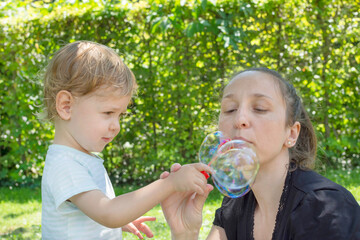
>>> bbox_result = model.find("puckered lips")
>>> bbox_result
[233,136,253,145]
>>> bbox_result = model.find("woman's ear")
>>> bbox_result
[56,90,73,120]
[286,121,301,148]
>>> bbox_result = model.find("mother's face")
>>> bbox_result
[218,71,290,166]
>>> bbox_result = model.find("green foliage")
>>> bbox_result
[0,0,359,186]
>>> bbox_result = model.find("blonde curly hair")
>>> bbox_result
[43,40,137,121]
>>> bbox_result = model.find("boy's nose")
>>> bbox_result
[110,119,120,133]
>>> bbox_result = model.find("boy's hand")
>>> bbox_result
[160,163,213,239]
[159,163,181,179]
[167,163,212,195]
[122,216,156,239]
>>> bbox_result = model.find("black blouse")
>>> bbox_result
[213,168,360,240]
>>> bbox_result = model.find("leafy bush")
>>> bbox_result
[0,0,359,186]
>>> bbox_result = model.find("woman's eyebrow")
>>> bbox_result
[223,93,273,100]
[223,93,235,99]
[252,93,273,100]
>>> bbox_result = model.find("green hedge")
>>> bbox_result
[0,0,359,187]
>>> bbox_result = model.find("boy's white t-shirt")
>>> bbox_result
[41,144,122,239]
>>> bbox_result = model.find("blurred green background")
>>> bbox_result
[0,0,359,238]
[1,0,359,188]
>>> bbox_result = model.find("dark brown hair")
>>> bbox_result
[231,67,317,170]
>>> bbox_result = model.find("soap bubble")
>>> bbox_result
[199,131,259,198]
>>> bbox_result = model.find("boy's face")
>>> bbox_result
[66,88,131,154]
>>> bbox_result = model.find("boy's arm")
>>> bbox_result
[69,163,211,228]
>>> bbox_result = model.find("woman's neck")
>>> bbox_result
[251,152,289,240]
[251,152,289,219]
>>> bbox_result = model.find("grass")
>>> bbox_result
[0,168,359,239]
[119,186,223,240]
[0,187,42,239]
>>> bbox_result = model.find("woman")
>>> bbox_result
[160,67,360,240]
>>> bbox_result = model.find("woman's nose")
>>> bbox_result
[234,109,250,129]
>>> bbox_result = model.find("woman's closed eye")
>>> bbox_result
[253,107,268,113]
[224,108,237,113]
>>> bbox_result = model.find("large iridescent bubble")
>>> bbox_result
[199,131,259,198]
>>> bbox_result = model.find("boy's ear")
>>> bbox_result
[56,90,73,120]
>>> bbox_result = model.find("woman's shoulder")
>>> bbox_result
[213,192,256,237]
[287,169,360,239]
[293,169,352,194]
[215,191,256,221]
[290,168,359,207]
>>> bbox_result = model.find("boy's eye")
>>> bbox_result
[119,112,128,118]
[104,111,114,115]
